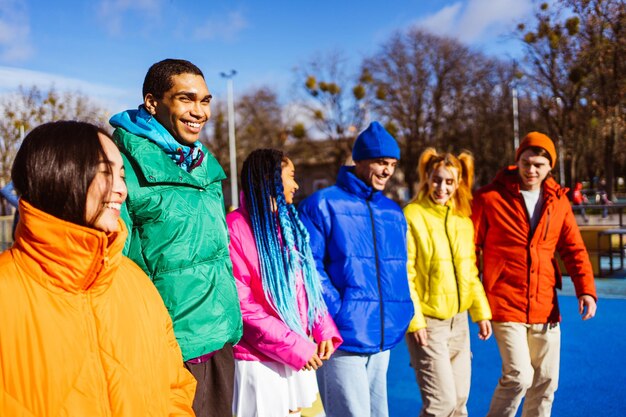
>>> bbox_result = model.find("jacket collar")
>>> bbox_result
[494,166,566,200]
[336,166,383,201]
[109,107,203,172]
[113,126,226,188]
[13,200,127,294]
[415,193,452,215]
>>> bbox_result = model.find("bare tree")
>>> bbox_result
[572,0,625,195]
[293,51,368,175]
[202,86,289,207]
[518,0,625,193]
[360,30,431,193]
[0,86,109,188]
[361,29,517,193]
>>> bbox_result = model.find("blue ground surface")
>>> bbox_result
[387,292,626,416]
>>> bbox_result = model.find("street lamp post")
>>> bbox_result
[220,70,238,209]
[554,97,565,187]
[512,86,520,151]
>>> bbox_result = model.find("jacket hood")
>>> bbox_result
[109,107,202,172]
[336,165,384,201]
[494,166,568,199]
[13,199,127,294]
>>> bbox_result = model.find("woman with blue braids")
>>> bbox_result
[227,148,343,417]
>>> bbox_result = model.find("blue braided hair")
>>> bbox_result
[241,148,328,336]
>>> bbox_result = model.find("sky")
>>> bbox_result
[0,0,537,114]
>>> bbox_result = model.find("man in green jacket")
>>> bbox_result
[109,59,242,417]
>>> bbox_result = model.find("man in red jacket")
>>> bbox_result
[472,132,597,417]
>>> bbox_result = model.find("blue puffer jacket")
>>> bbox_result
[298,166,413,353]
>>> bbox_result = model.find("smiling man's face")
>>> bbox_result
[144,73,212,146]
[517,149,551,191]
[354,158,397,191]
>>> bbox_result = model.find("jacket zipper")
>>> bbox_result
[443,207,461,313]
[83,292,111,416]
[520,190,550,322]
[366,198,385,351]
[517,192,533,323]
[83,244,111,415]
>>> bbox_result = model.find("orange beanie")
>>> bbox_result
[515,131,557,168]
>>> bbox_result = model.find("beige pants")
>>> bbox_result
[406,312,471,417]
[487,322,561,417]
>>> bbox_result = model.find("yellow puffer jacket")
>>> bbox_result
[404,197,491,332]
[0,200,196,417]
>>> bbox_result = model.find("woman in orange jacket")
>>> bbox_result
[0,121,196,417]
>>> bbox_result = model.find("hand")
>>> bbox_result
[411,328,429,347]
[579,295,597,320]
[317,340,335,360]
[302,353,323,371]
[477,320,492,340]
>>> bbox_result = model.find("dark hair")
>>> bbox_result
[241,148,285,209]
[240,148,327,335]
[11,120,112,227]
[142,59,204,99]
[524,146,553,167]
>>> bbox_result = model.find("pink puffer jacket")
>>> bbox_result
[226,207,342,371]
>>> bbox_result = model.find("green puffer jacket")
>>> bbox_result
[113,128,242,361]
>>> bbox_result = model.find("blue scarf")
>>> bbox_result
[109,106,204,172]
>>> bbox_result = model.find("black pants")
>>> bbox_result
[185,344,235,417]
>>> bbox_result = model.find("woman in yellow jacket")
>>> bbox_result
[404,148,492,417]
[0,121,196,417]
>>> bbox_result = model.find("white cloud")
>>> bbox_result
[416,2,464,38]
[458,0,534,42]
[97,0,162,36]
[0,66,135,113]
[194,11,248,42]
[414,0,533,44]
[0,0,34,62]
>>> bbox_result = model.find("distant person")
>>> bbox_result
[227,148,342,417]
[472,132,597,417]
[572,182,589,222]
[597,178,611,219]
[298,122,414,417]
[0,181,19,240]
[0,181,18,209]
[109,59,243,417]
[404,148,492,417]
[0,121,195,416]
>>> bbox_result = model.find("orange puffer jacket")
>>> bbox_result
[472,167,597,324]
[0,200,196,417]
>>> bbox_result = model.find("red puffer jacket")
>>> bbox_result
[472,167,597,324]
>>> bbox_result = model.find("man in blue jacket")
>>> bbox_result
[298,121,413,417]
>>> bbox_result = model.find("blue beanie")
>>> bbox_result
[352,121,400,161]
